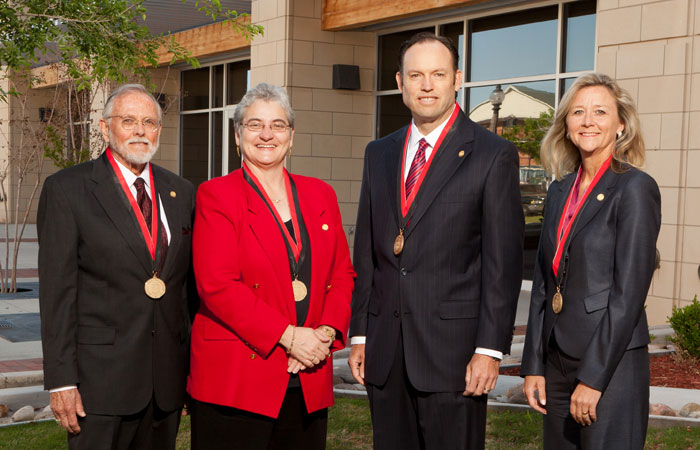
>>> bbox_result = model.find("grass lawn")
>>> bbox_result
[1,398,699,449]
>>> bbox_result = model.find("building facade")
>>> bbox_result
[5,0,699,324]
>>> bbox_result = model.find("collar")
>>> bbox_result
[113,156,151,192]
[408,104,457,149]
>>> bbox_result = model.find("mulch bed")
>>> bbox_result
[500,353,700,389]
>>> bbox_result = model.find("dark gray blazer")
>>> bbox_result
[521,164,661,392]
[38,152,195,415]
[350,110,524,391]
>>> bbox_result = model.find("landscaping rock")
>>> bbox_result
[689,411,700,419]
[0,417,11,425]
[0,404,8,418]
[649,403,676,416]
[334,383,362,390]
[505,383,527,405]
[333,376,343,386]
[35,405,55,420]
[679,402,700,418]
[11,405,35,422]
[333,365,355,384]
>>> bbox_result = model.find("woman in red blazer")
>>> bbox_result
[188,83,355,449]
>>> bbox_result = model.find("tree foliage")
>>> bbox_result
[0,0,262,292]
[500,109,554,164]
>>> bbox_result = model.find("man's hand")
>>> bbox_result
[50,389,86,434]
[523,375,547,414]
[570,382,601,426]
[347,344,366,385]
[464,353,499,396]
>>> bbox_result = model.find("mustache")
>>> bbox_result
[126,138,152,146]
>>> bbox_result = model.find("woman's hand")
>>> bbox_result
[279,325,331,367]
[570,382,601,426]
[523,375,547,414]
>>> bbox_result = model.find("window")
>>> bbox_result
[180,60,250,187]
[375,0,596,138]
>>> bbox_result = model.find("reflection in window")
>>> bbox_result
[227,61,250,105]
[181,113,209,188]
[378,27,433,91]
[469,6,557,82]
[468,81,555,127]
[377,94,411,137]
[563,1,596,73]
[181,68,209,111]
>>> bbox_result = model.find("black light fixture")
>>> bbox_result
[489,84,504,133]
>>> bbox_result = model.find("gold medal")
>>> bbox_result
[552,286,563,314]
[393,229,405,256]
[292,278,307,302]
[145,274,166,299]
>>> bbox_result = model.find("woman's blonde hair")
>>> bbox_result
[540,73,645,180]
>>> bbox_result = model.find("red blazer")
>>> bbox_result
[188,169,355,418]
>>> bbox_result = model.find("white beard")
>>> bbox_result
[109,131,159,165]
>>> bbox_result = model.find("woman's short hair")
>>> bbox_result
[540,72,644,180]
[103,84,162,121]
[233,83,295,137]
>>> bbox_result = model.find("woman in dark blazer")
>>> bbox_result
[188,83,355,449]
[521,73,661,450]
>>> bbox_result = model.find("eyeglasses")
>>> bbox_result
[107,115,161,133]
[243,120,291,133]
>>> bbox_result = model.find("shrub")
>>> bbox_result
[668,295,700,360]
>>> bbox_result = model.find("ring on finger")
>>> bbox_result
[582,411,589,415]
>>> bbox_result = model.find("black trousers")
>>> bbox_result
[67,396,181,450]
[190,387,327,450]
[543,339,649,450]
[366,332,487,450]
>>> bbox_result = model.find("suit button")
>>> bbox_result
[253,283,260,289]
[151,330,155,336]
[250,354,256,360]
[393,310,399,318]
[400,268,407,276]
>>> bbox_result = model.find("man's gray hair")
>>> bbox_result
[233,83,294,137]
[102,84,163,121]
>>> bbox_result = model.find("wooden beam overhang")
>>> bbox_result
[30,18,251,89]
[322,0,488,30]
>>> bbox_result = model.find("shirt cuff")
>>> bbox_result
[474,347,503,360]
[50,385,77,393]
[350,336,366,345]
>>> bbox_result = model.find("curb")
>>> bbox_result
[0,371,43,390]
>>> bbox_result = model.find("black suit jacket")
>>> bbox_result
[350,110,524,391]
[521,165,661,392]
[38,152,195,415]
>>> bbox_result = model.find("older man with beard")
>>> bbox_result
[38,84,195,450]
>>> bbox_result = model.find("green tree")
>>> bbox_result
[0,0,262,292]
[501,109,554,164]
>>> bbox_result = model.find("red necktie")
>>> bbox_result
[134,177,168,265]
[406,138,428,199]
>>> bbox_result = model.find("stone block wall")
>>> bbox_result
[597,0,700,323]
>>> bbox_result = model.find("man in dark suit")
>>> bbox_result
[38,84,195,449]
[348,32,524,449]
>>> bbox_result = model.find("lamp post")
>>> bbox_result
[489,84,504,134]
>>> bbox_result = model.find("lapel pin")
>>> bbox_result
[170,191,177,198]
[322,224,329,231]
[458,150,465,158]
[596,193,605,201]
